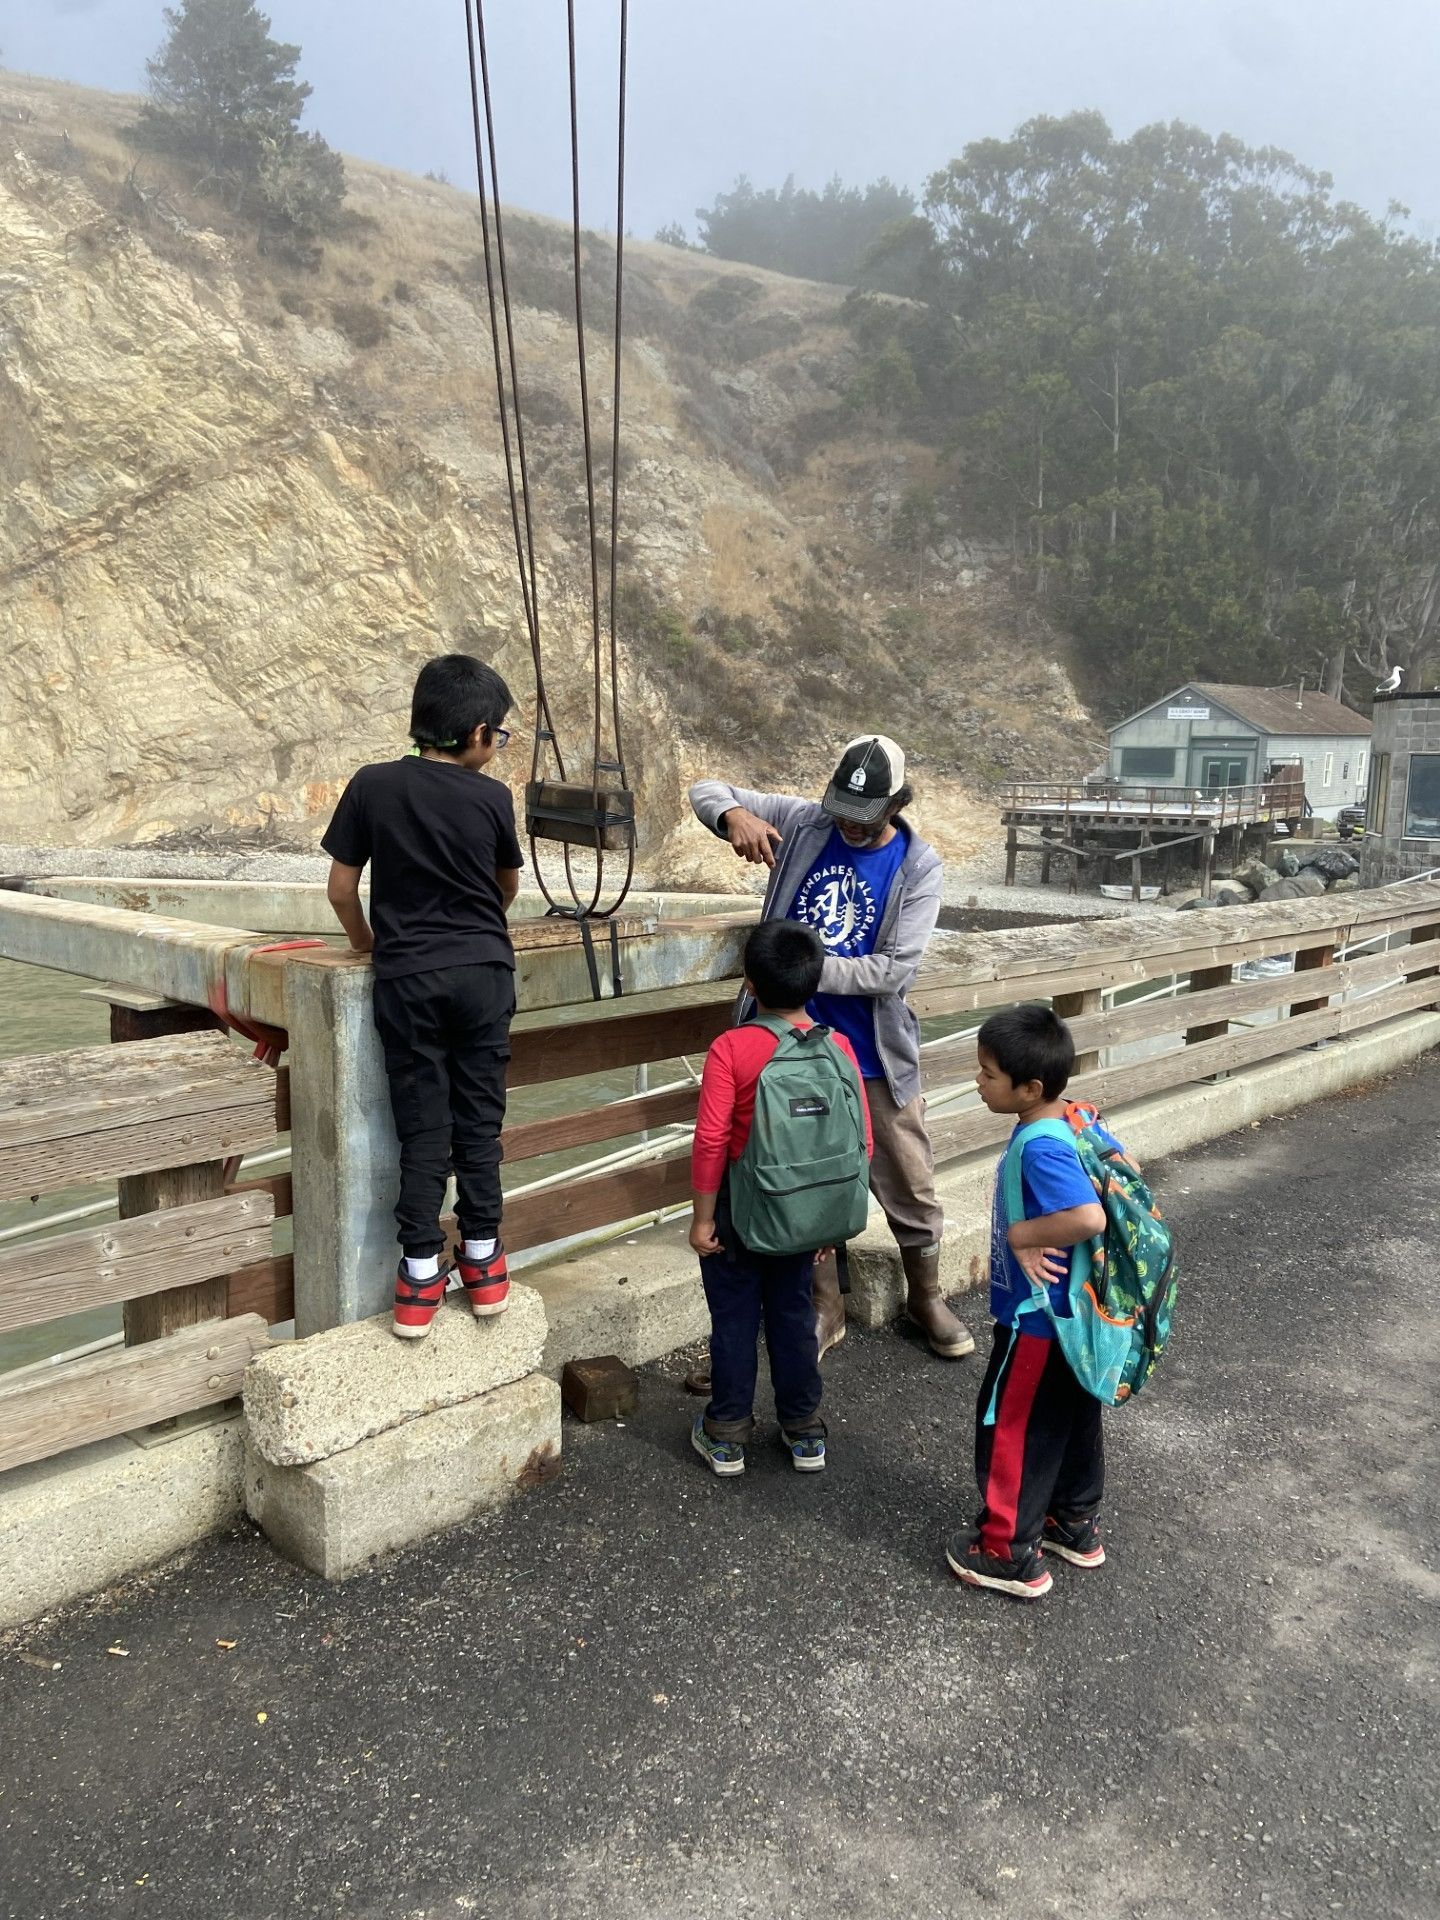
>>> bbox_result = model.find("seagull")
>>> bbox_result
[1376,665,1404,694]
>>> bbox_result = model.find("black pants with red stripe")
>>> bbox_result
[974,1324,1104,1561]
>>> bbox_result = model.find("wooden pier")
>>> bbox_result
[996,779,1308,897]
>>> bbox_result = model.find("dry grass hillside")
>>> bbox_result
[0,71,1100,884]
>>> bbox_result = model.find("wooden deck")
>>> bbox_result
[997,780,1305,832]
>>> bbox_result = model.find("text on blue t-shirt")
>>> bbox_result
[786,824,907,1080]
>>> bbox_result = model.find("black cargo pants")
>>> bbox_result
[372,962,514,1259]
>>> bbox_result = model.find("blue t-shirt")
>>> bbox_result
[989,1121,1116,1338]
[787,824,908,1080]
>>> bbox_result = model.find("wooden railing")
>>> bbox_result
[996,780,1305,827]
[0,1029,283,1473]
[3,880,1436,1373]
[411,879,1440,1256]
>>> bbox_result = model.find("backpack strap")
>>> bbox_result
[1000,1119,1079,1234]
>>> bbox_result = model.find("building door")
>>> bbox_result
[1200,755,1248,789]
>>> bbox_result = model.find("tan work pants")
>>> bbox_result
[863,1080,946,1249]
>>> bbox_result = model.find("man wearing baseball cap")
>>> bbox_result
[688,737,974,1364]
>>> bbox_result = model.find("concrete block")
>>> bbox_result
[843,1200,990,1330]
[560,1355,638,1422]
[244,1373,560,1580]
[527,1227,710,1375]
[243,1284,547,1466]
[0,1416,245,1631]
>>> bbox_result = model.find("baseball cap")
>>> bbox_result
[821,734,907,825]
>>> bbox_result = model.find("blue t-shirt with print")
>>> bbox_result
[989,1121,1116,1338]
[786,824,907,1080]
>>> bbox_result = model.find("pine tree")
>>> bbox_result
[132,0,344,238]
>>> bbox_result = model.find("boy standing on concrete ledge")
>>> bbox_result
[321,654,524,1340]
[690,736,973,1365]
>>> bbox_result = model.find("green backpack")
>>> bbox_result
[728,1019,871,1257]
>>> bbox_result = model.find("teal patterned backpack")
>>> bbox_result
[1002,1102,1177,1407]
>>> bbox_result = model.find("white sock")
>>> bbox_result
[404,1254,441,1281]
[463,1237,498,1262]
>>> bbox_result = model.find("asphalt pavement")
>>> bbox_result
[3,1053,1438,1920]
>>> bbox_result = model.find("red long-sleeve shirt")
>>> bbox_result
[691,1021,874,1193]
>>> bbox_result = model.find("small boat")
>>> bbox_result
[1100,882,1162,901]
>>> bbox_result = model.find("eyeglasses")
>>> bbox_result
[490,727,512,750]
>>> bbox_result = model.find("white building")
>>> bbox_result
[1106,682,1372,821]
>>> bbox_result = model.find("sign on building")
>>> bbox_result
[1167,705,1211,720]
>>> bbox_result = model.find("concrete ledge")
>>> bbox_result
[527,1229,710,1376]
[244,1372,560,1580]
[0,1416,245,1632]
[243,1284,547,1466]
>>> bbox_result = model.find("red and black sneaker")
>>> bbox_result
[945,1532,1053,1600]
[1043,1512,1106,1568]
[457,1243,509,1318]
[392,1261,451,1340]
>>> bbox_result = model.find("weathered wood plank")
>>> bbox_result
[0,1193,275,1334]
[120,1160,229,1347]
[227,1172,293,1219]
[226,1256,294,1325]
[0,1315,269,1475]
[509,982,735,1087]
[1185,965,1234,1046]
[0,1032,280,1150]
[461,1151,693,1256]
[0,1106,279,1205]
[502,1082,701,1163]
[1053,987,1102,1075]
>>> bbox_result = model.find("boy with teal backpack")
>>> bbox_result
[689,922,873,1477]
[948,1004,1177,1600]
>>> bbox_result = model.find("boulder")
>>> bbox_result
[1212,885,1250,907]
[1330,875,1361,893]
[1262,873,1328,902]
[1232,858,1276,899]
[1274,849,1301,877]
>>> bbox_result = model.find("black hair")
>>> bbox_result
[410,654,512,752]
[744,920,824,1010]
[888,782,914,817]
[976,1002,1075,1100]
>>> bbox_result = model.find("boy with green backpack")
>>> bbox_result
[949,1004,1177,1600]
[689,922,873,1477]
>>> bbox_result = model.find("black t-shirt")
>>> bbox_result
[321,757,524,979]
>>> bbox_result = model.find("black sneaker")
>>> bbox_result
[1043,1513,1106,1568]
[946,1533,1052,1600]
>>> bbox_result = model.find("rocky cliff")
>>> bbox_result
[0,73,1099,885]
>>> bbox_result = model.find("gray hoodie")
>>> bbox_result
[689,778,943,1108]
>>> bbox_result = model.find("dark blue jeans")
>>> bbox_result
[701,1244,824,1443]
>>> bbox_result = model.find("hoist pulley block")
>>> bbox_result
[525,780,635,852]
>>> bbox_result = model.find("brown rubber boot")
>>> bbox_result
[902,1242,975,1358]
[812,1248,846,1361]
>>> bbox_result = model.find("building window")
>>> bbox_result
[1404,754,1440,839]
[1357,750,1368,790]
[1119,747,1176,780]
[1321,752,1335,788]
[1368,753,1390,834]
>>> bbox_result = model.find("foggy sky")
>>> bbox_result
[6,1,1438,238]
